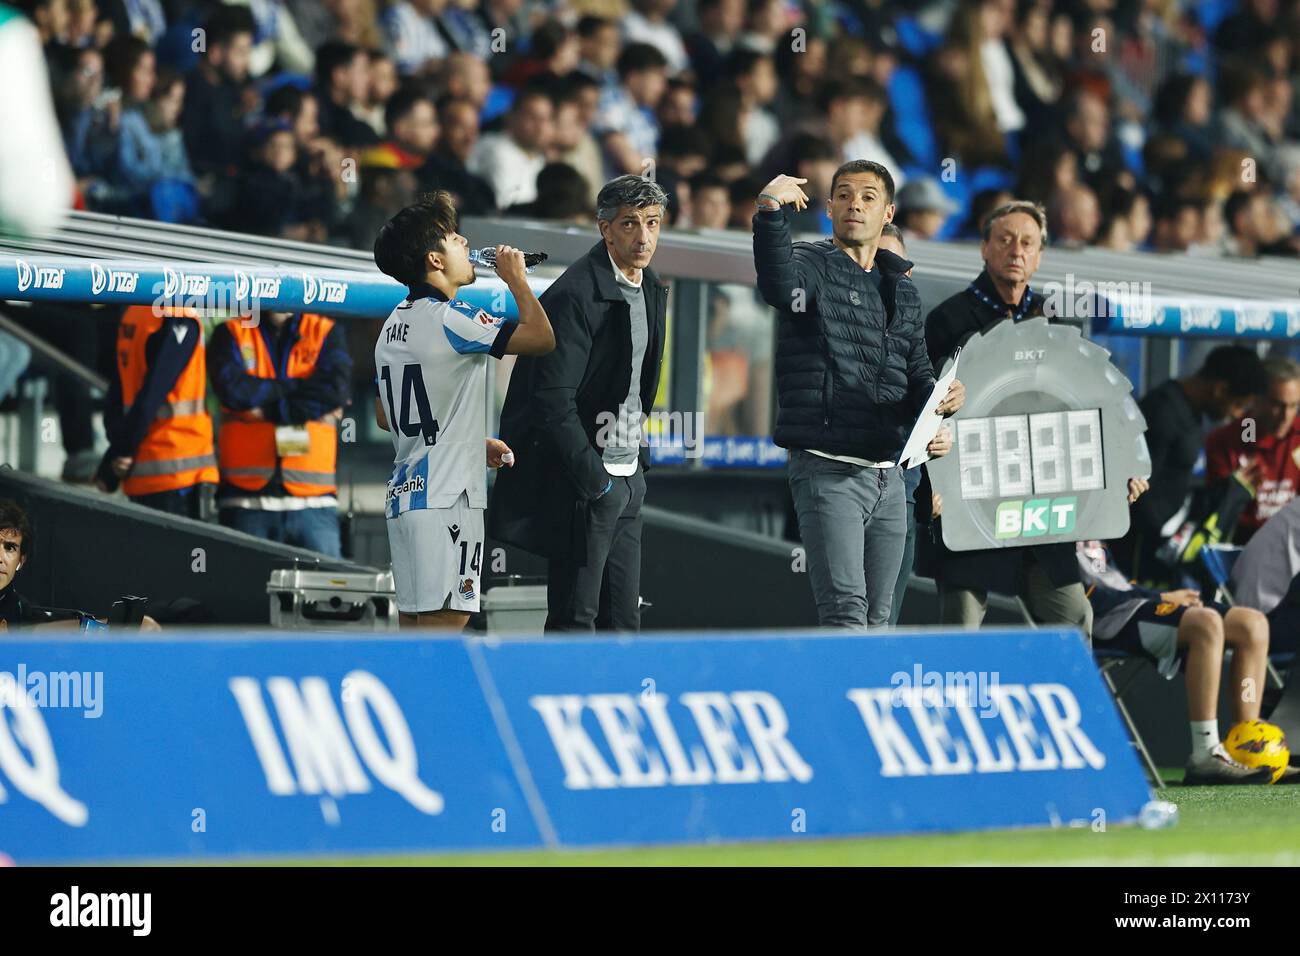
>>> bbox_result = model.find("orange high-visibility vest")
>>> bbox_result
[218,314,338,496]
[116,305,219,497]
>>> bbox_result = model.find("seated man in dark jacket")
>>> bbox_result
[753,160,964,628]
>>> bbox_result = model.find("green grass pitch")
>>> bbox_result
[253,777,1300,867]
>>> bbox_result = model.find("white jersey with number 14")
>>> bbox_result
[374,287,515,517]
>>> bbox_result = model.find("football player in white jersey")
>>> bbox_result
[373,192,555,629]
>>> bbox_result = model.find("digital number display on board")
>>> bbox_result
[927,318,1150,551]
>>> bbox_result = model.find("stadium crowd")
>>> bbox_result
[12,0,1300,257]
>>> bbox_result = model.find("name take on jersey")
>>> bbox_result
[374,286,516,518]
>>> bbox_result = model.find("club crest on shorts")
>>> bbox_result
[458,577,475,601]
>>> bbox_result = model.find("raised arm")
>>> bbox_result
[752,174,824,314]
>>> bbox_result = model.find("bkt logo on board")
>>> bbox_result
[90,263,139,295]
[995,497,1077,539]
[302,274,348,306]
[229,670,444,819]
[15,258,66,293]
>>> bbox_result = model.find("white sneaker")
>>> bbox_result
[1183,744,1273,786]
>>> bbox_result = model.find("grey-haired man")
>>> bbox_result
[490,175,669,632]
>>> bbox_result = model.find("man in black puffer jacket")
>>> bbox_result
[753,160,964,627]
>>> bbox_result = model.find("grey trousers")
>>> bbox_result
[788,449,907,629]
[937,560,1094,638]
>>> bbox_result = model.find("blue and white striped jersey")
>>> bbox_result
[375,285,515,516]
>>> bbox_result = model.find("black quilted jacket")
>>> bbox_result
[753,207,935,461]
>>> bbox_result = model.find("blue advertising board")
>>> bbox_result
[0,629,1151,863]
[0,255,552,321]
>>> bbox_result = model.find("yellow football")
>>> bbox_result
[1224,720,1290,784]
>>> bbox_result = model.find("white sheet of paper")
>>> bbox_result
[896,349,960,469]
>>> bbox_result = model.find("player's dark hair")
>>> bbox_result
[1198,345,1267,399]
[0,498,33,562]
[830,160,896,204]
[373,191,459,289]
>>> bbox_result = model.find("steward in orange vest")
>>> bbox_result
[207,311,352,557]
[96,305,218,518]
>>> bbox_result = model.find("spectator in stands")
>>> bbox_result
[229,121,302,235]
[181,6,256,178]
[208,310,352,557]
[685,0,743,88]
[1078,539,1274,785]
[727,48,779,167]
[770,29,826,127]
[468,83,553,209]
[1152,73,1214,164]
[551,81,604,205]
[95,305,218,517]
[926,1,1007,168]
[1225,188,1297,258]
[1046,181,1101,248]
[624,0,688,75]
[656,124,709,182]
[924,201,1147,629]
[1206,357,1300,544]
[687,170,730,229]
[1015,137,1078,206]
[359,50,400,137]
[1218,61,1290,187]
[958,187,1015,239]
[439,0,494,62]
[435,51,490,112]
[975,0,1026,138]
[593,42,668,178]
[575,14,620,86]
[1058,88,1128,191]
[1214,0,1282,55]
[739,0,785,55]
[1150,195,1201,253]
[59,45,120,203]
[1095,186,1151,252]
[1115,346,1267,582]
[422,95,495,214]
[656,77,697,129]
[314,40,380,148]
[364,86,438,169]
[229,0,315,78]
[382,0,450,76]
[104,34,156,112]
[506,162,593,224]
[785,133,836,235]
[727,174,761,230]
[116,69,194,216]
[1008,0,1065,130]
[894,177,959,241]
[265,82,347,232]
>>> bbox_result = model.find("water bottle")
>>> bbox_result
[468,247,548,272]
[1137,799,1179,829]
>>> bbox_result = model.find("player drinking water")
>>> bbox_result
[373,191,555,630]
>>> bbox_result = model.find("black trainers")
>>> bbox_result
[1183,746,1274,785]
